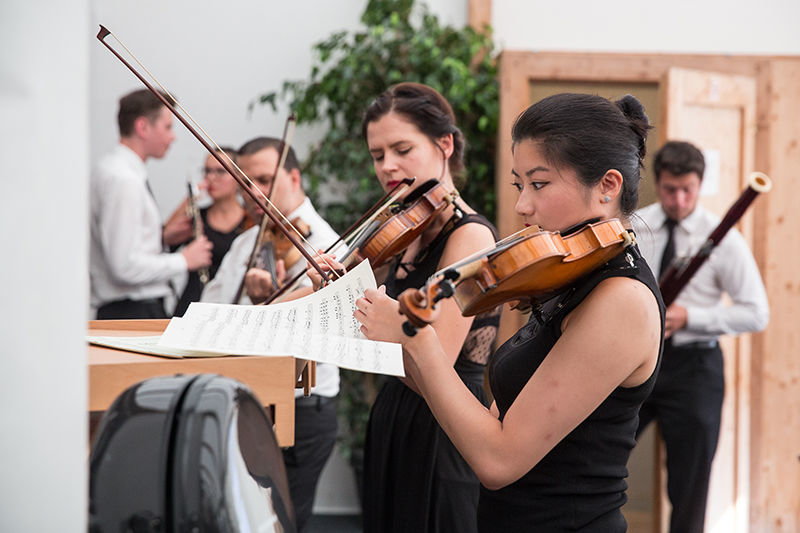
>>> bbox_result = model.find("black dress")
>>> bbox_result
[173,207,246,317]
[363,213,501,533]
[479,242,665,532]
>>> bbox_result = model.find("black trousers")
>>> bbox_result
[282,395,338,532]
[96,297,167,319]
[637,341,724,533]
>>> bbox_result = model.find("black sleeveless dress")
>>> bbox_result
[363,213,501,533]
[173,207,246,317]
[479,242,665,532]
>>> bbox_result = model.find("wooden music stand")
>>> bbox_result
[87,319,315,447]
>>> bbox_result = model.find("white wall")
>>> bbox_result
[0,2,89,531]
[493,0,800,55]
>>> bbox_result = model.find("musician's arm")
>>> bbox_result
[685,230,769,335]
[401,277,659,489]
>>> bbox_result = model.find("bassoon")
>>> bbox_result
[659,171,771,307]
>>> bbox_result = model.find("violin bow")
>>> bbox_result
[232,114,297,304]
[96,25,333,285]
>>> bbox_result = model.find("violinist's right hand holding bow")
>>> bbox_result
[306,252,345,292]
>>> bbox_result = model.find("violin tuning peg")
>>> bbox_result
[402,321,418,337]
[433,280,455,303]
[442,269,460,281]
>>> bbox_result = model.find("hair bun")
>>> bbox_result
[615,94,647,122]
[615,94,651,160]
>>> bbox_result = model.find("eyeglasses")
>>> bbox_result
[202,167,230,178]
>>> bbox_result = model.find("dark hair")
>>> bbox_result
[511,93,651,217]
[653,140,705,181]
[117,89,175,137]
[237,137,300,172]
[361,82,466,184]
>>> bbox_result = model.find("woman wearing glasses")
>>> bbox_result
[169,147,249,316]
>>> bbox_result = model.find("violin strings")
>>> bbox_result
[429,225,535,280]
[107,30,342,281]
[341,181,412,250]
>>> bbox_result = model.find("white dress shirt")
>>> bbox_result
[90,144,186,309]
[201,196,344,398]
[633,202,769,346]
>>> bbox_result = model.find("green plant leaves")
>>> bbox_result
[255,0,498,231]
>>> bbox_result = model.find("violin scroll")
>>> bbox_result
[398,270,459,335]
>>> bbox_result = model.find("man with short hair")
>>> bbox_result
[202,137,343,532]
[632,140,769,533]
[90,89,211,319]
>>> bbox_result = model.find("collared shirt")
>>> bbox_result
[632,202,769,346]
[201,196,345,397]
[90,144,186,309]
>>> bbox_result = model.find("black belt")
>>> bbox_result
[100,297,165,307]
[96,297,167,320]
[671,340,719,351]
[295,395,336,408]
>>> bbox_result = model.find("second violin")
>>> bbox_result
[398,219,635,330]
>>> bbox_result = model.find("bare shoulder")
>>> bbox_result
[438,218,496,268]
[563,276,661,385]
[576,275,658,317]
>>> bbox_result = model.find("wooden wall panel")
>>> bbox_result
[749,59,800,533]
[468,0,492,30]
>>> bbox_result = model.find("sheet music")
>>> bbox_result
[158,260,404,376]
[87,335,209,358]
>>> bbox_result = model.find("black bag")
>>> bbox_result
[89,374,295,532]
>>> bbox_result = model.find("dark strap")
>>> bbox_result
[542,238,641,330]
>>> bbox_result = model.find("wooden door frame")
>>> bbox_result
[495,50,800,532]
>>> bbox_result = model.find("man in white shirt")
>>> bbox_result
[90,89,211,318]
[201,137,342,532]
[632,141,769,533]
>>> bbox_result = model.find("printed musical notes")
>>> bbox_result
[158,260,404,376]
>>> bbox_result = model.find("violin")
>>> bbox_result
[263,177,458,304]
[232,216,311,304]
[398,219,635,331]
[343,178,460,268]
[257,217,312,275]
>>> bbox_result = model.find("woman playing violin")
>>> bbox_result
[310,82,499,533]
[354,93,664,531]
